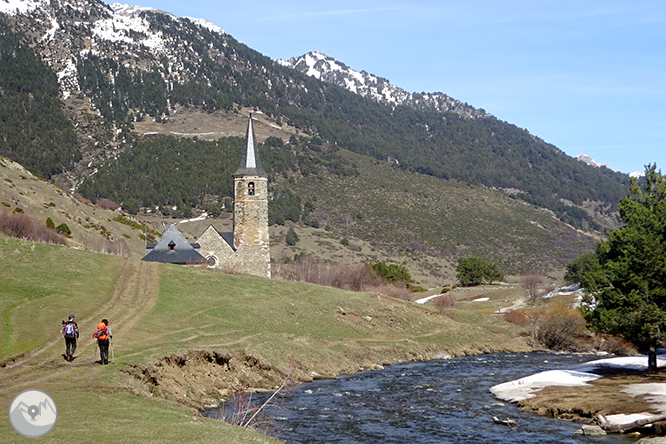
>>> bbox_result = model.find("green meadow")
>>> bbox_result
[0,236,529,443]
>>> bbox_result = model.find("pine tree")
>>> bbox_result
[581,164,666,371]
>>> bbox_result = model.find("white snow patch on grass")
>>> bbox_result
[414,294,442,305]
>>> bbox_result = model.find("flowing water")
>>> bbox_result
[205,353,636,443]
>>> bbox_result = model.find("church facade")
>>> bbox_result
[196,115,271,278]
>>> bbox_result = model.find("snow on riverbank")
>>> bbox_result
[490,355,666,426]
[490,369,601,402]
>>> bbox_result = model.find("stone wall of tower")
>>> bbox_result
[233,174,271,278]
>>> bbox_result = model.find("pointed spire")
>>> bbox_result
[235,113,267,176]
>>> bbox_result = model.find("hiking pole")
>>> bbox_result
[93,341,98,363]
[111,340,115,364]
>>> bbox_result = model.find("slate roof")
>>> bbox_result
[142,224,205,264]
[234,114,267,177]
[219,231,236,250]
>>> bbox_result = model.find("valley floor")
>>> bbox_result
[0,237,657,442]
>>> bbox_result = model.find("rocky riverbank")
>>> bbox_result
[494,355,666,438]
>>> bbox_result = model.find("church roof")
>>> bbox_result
[234,114,267,176]
[142,224,205,264]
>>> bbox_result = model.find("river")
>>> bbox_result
[204,352,636,443]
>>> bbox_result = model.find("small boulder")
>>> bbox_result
[492,416,517,427]
[575,425,606,437]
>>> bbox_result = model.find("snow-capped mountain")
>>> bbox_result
[0,0,227,100]
[577,154,644,177]
[576,154,610,170]
[279,51,486,119]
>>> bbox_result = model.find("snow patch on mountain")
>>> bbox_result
[184,17,226,35]
[97,3,170,52]
[0,0,230,100]
[576,154,610,170]
[279,51,485,119]
[0,0,41,15]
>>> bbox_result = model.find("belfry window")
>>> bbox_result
[168,241,176,251]
[248,182,255,196]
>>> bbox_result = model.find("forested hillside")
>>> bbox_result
[0,2,630,230]
[77,132,358,219]
[0,21,81,178]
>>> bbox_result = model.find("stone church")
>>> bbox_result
[196,115,271,278]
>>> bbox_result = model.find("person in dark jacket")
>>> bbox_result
[62,314,79,361]
[93,318,113,365]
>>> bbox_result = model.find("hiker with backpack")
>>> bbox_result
[61,314,79,361]
[93,318,112,365]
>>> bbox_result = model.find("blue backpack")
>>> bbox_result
[64,322,76,338]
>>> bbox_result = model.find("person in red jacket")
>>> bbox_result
[92,319,112,365]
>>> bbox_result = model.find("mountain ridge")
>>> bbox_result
[278,51,487,120]
[0,0,633,276]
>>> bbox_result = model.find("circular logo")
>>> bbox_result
[8,389,58,438]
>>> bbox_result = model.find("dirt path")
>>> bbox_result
[0,260,160,396]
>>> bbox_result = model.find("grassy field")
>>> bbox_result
[0,236,531,443]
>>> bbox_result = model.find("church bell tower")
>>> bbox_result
[233,114,271,277]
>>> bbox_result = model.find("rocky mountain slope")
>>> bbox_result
[279,51,485,119]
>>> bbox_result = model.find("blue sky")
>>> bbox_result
[119,0,665,174]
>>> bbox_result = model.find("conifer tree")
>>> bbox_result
[581,164,666,371]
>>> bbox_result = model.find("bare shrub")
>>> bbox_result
[73,193,92,205]
[96,198,120,211]
[276,256,383,292]
[408,240,427,253]
[313,210,329,220]
[276,256,419,299]
[0,211,66,245]
[534,303,587,351]
[590,334,638,355]
[97,238,131,257]
[521,271,545,306]
[503,309,531,327]
[222,366,294,432]
[112,238,131,257]
[368,283,412,300]
[433,294,456,311]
